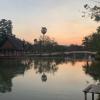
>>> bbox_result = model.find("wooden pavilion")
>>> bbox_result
[0,35,24,57]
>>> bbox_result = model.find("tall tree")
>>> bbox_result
[82,26,100,52]
[0,19,12,35]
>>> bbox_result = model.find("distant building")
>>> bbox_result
[0,35,24,57]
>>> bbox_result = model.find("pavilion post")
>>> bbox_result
[92,93,94,100]
[84,92,87,100]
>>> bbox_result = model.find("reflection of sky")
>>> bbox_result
[0,0,99,44]
[0,60,95,100]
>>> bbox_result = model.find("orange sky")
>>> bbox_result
[14,20,99,45]
[1,0,99,45]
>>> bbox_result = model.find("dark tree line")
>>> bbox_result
[82,26,100,51]
[0,19,87,54]
[33,35,84,53]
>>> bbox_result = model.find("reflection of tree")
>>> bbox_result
[41,73,47,82]
[0,58,33,93]
[33,57,67,82]
[83,61,100,81]
[34,58,63,74]
[83,61,100,100]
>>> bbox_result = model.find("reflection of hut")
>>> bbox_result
[0,35,24,57]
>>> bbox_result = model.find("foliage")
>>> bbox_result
[0,19,12,34]
[82,26,100,52]
[83,3,100,22]
[22,40,33,52]
[33,35,84,53]
[39,35,57,46]
[0,34,7,46]
[0,19,13,46]
[0,19,34,52]
[33,35,58,53]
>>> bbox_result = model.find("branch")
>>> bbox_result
[91,0,100,4]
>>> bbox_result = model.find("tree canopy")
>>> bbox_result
[82,26,100,54]
[83,1,100,22]
[0,19,12,35]
[33,35,58,53]
[0,19,13,45]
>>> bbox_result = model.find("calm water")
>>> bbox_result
[0,57,100,100]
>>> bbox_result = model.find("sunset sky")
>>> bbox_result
[0,0,99,45]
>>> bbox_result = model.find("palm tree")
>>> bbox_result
[41,27,47,35]
[41,27,47,45]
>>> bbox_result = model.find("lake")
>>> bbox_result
[0,57,99,100]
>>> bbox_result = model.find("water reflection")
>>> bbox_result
[0,57,99,100]
[83,61,100,100]
[33,58,89,82]
[0,58,33,93]
[83,61,100,82]
[0,57,72,93]
[33,57,66,82]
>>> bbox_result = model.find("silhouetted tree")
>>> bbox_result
[41,27,47,35]
[83,1,100,22]
[0,19,12,35]
[82,26,100,53]
[23,40,33,52]
[34,38,38,44]
[33,35,58,53]
[0,19,13,45]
